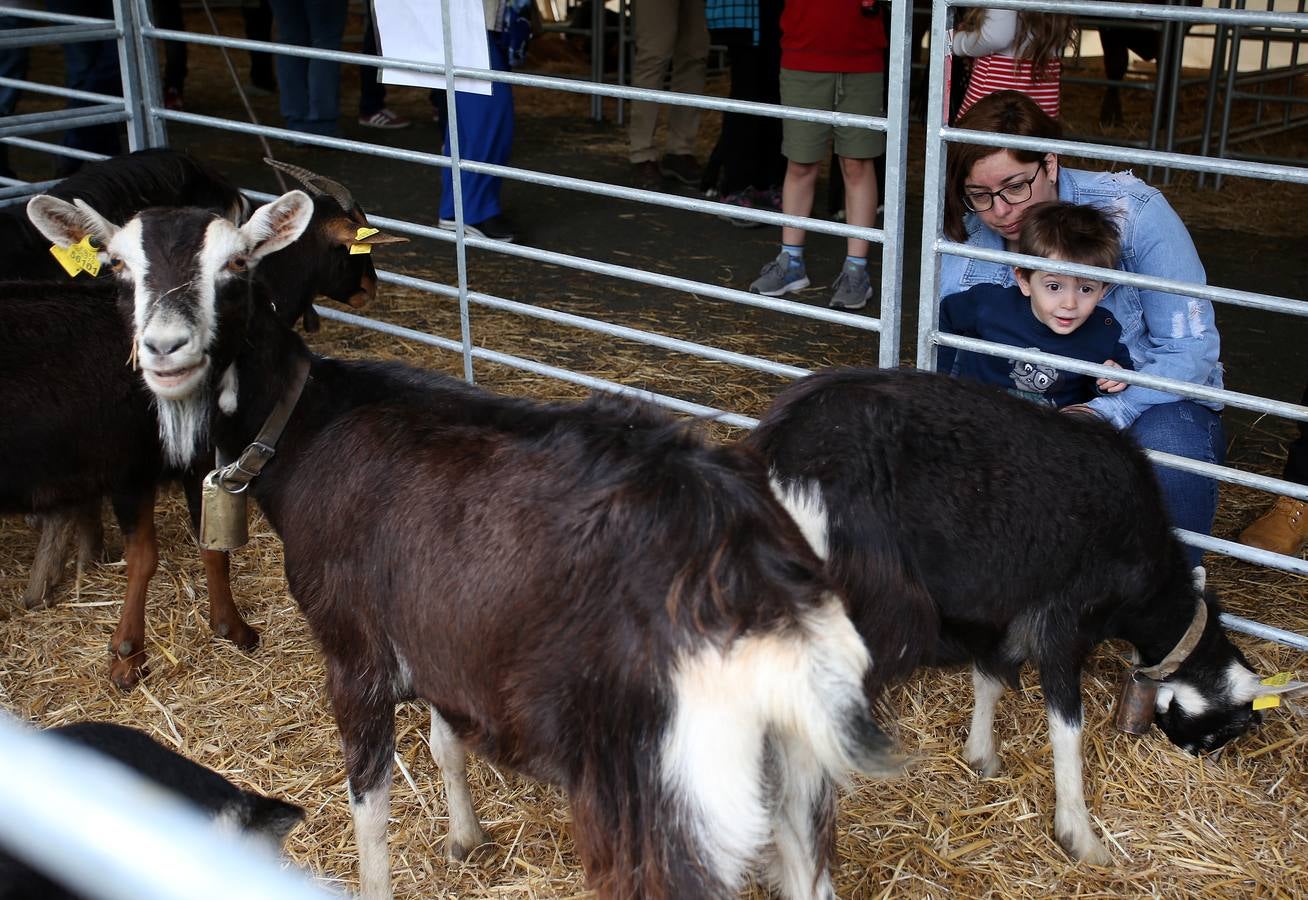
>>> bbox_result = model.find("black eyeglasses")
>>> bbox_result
[962,162,1045,212]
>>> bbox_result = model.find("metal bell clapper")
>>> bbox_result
[1114,670,1159,735]
[199,469,249,550]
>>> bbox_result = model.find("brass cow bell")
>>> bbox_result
[199,470,249,551]
[1114,670,1159,736]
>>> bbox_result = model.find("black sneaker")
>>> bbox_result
[631,160,662,190]
[438,214,516,243]
[660,153,702,186]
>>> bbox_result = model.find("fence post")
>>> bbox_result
[121,0,166,148]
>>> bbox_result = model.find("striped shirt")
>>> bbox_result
[960,56,1062,118]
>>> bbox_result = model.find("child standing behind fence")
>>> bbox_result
[746,0,887,311]
[952,9,1077,119]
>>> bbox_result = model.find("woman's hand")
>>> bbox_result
[1096,359,1128,394]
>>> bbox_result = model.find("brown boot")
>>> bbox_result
[1238,496,1308,556]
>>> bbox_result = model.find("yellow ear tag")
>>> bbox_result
[1253,672,1293,711]
[350,226,379,255]
[49,235,101,278]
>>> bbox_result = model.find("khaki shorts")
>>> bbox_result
[779,69,886,164]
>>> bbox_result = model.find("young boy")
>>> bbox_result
[938,201,1133,407]
[746,0,887,310]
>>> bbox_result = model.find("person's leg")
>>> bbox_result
[243,0,277,91]
[662,0,708,159]
[628,0,677,165]
[301,0,346,136]
[267,0,310,130]
[840,156,875,260]
[0,14,30,177]
[440,36,513,228]
[1125,401,1225,568]
[153,0,187,104]
[358,4,385,118]
[1240,380,1308,556]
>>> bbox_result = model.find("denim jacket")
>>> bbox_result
[939,167,1223,430]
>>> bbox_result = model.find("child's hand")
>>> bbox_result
[1096,359,1127,394]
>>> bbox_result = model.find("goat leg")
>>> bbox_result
[428,707,491,861]
[107,489,158,690]
[183,475,259,650]
[764,735,839,900]
[332,672,398,900]
[1040,661,1111,866]
[964,665,1006,778]
[200,548,259,650]
[22,513,77,609]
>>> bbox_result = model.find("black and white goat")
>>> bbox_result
[0,721,303,899]
[27,190,905,899]
[3,161,403,688]
[745,367,1306,866]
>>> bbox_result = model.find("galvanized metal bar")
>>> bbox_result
[0,7,114,25]
[313,306,759,429]
[916,0,952,370]
[435,0,474,383]
[374,270,810,380]
[0,135,107,164]
[952,0,1308,30]
[879,0,913,369]
[934,333,1308,424]
[0,75,124,105]
[240,189,881,331]
[0,715,337,900]
[1180,530,1308,579]
[0,23,120,48]
[940,126,1308,185]
[0,106,130,138]
[116,0,151,149]
[941,241,1308,317]
[1219,613,1308,651]
[139,27,891,130]
[182,107,883,244]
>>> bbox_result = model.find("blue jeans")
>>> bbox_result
[267,0,346,136]
[439,35,513,224]
[1126,401,1225,567]
[46,0,123,162]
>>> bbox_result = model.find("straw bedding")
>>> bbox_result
[1,272,1304,898]
[2,19,1305,900]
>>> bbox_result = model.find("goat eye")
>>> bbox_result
[226,256,248,273]
[109,257,125,272]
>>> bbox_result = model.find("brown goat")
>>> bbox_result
[28,190,905,899]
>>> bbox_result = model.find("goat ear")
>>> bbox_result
[326,217,408,248]
[27,195,120,249]
[240,190,314,261]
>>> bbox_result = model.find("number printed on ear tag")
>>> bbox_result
[49,235,101,277]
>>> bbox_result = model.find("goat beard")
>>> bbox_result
[153,383,211,470]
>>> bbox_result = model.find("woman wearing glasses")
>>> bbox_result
[939,90,1224,566]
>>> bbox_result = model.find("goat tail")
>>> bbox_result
[659,597,906,896]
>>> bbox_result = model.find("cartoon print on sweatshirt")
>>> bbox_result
[1008,355,1060,404]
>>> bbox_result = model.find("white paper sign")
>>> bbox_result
[373,0,492,96]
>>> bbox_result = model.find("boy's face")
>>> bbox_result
[1015,265,1109,335]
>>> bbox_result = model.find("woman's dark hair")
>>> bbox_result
[944,90,1063,242]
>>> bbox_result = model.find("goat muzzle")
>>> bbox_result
[1114,670,1160,735]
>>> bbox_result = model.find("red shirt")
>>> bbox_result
[780,1,888,73]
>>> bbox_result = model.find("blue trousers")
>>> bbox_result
[1127,400,1225,568]
[439,35,513,224]
[45,0,123,161]
[267,0,346,136]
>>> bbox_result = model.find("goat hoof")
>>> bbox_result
[109,657,147,691]
[214,620,260,651]
[968,753,1002,778]
[21,590,49,610]
[1057,828,1111,866]
[445,828,492,862]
